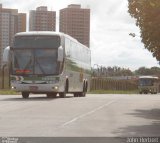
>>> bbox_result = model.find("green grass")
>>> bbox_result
[0,89,139,95]
[0,89,20,95]
[89,90,138,94]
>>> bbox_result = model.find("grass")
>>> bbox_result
[0,89,20,95]
[89,90,139,94]
[0,89,138,95]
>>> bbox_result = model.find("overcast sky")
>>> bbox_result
[1,0,159,70]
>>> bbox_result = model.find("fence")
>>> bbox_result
[0,68,10,89]
[90,77,138,91]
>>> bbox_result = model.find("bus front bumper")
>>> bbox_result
[11,83,63,93]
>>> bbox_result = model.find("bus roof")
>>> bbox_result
[15,31,78,42]
[139,76,158,79]
[15,31,66,37]
[14,31,89,49]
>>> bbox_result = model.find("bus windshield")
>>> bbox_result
[13,35,60,48]
[11,49,59,75]
[139,78,156,86]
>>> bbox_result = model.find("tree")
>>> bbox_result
[134,66,160,76]
[134,67,152,75]
[128,0,160,60]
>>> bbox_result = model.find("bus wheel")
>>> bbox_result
[22,92,29,99]
[79,82,86,97]
[59,92,66,98]
[79,92,86,97]
[74,93,78,97]
[46,93,57,98]
[85,81,88,92]
[59,80,68,98]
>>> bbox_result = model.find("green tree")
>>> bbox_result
[134,66,160,75]
[128,0,160,60]
[134,67,152,75]
[150,66,160,75]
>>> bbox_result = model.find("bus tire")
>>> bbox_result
[85,81,88,92]
[80,92,86,97]
[74,93,78,97]
[59,92,66,98]
[79,82,86,97]
[22,92,29,99]
[59,80,68,98]
[46,93,57,98]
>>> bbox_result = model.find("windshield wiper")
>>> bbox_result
[14,56,20,68]
[23,58,32,71]
[34,57,46,74]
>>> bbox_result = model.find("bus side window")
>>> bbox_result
[77,44,81,61]
[70,41,77,59]
[65,38,70,57]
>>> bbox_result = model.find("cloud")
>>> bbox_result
[1,0,158,70]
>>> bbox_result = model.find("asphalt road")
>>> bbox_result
[0,94,160,137]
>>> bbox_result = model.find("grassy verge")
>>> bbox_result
[0,89,20,95]
[89,90,138,94]
[0,89,139,95]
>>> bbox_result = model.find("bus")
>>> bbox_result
[3,31,91,98]
[138,76,159,94]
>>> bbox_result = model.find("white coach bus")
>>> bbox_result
[3,31,91,98]
[138,76,159,94]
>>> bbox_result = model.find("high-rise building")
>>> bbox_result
[0,4,26,67]
[60,4,90,47]
[29,6,56,31]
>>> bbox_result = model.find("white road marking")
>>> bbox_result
[61,99,117,127]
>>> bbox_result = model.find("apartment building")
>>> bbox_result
[0,4,26,67]
[60,4,90,47]
[29,6,56,31]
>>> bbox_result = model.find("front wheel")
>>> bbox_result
[46,93,57,98]
[22,92,29,99]
[59,80,68,98]
[59,92,66,98]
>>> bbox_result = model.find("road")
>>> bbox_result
[0,94,160,137]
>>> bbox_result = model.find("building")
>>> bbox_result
[60,4,90,47]
[29,6,56,31]
[0,4,26,67]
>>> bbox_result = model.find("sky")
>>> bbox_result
[0,0,159,71]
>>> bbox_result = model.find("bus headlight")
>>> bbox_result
[11,86,16,89]
[52,86,59,90]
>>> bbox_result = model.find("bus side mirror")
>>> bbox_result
[2,46,10,66]
[58,46,64,62]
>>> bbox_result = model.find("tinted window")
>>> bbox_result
[13,36,60,48]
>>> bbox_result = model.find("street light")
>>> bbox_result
[129,33,136,37]
[92,64,101,77]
